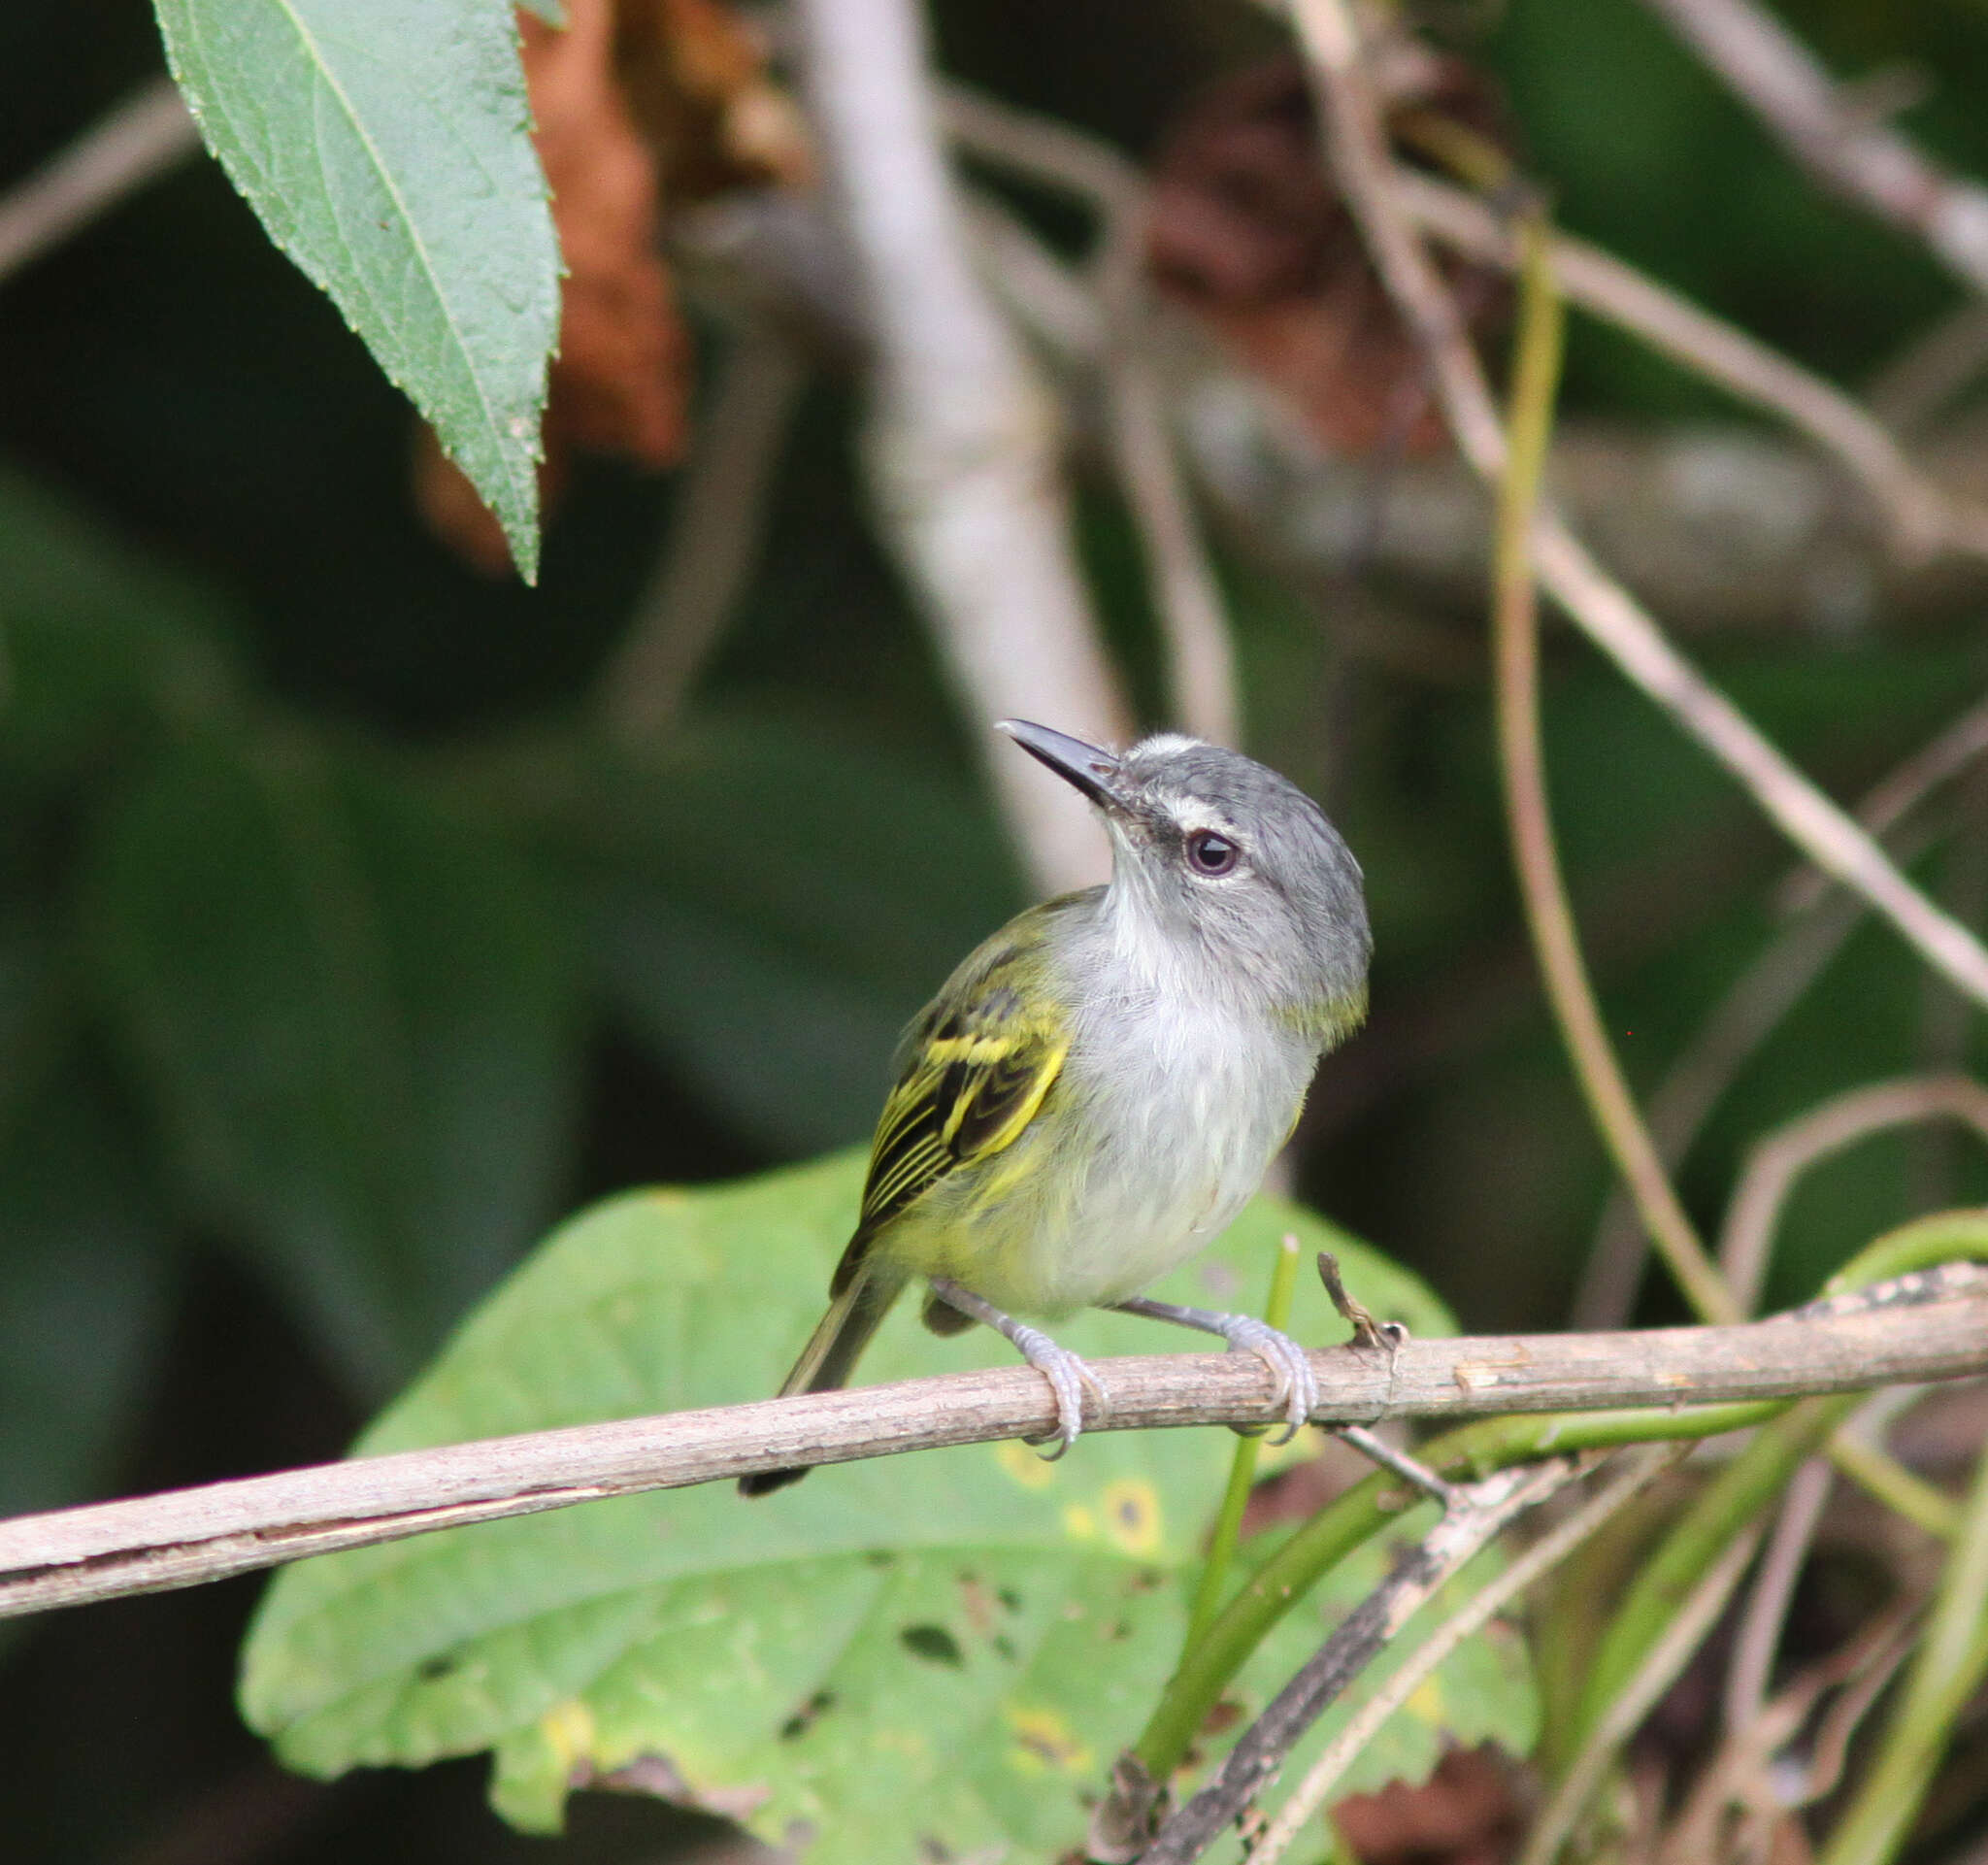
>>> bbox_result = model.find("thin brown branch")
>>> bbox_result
[1723,1453,1833,1735]
[1287,0,1988,1016]
[1141,1456,1589,1865]
[1720,1075,1988,1314]
[599,316,807,744]
[1579,689,1988,1326]
[1251,1443,1687,1865]
[1520,1523,1767,1865]
[1395,169,1982,561]
[0,78,200,283]
[1492,205,1733,1321]
[1782,693,1988,914]
[1642,0,1988,298]
[3,1281,1986,1622]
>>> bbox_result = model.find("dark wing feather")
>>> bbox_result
[828,900,1081,1295]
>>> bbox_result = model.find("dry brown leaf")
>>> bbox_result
[1329,1742,1527,1864]
[417,0,807,575]
[1146,53,1510,460]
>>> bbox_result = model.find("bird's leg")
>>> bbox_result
[1110,1296,1317,1446]
[927,1277,1109,1460]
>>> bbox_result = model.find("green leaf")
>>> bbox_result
[152,0,559,581]
[577,715,1024,1150]
[83,733,581,1392]
[0,458,240,777]
[0,1057,172,1519]
[239,1153,1527,1862]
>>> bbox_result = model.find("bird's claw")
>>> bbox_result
[1011,1321,1110,1460]
[1215,1315,1317,1446]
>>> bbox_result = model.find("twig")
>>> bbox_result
[0,78,200,283]
[1521,1523,1766,1865]
[1641,0,1988,299]
[1868,300,1988,435]
[4,1284,1988,1622]
[1396,169,1979,561]
[1785,695,1988,912]
[795,0,1130,893]
[1664,1596,1919,1865]
[1720,1075,1988,1314]
[937,82,1241,745]
[1492,200,1733,1322]
[1723,1453,1833,1734]
[599,316,808,744]
[1574,883,1880,1327]
[1579,688,1988,1326]
[1250,1444,1685,1865]
[1140,1456,1587,1865]
[1288,0,1988,1018]
[1104,335,1242,746]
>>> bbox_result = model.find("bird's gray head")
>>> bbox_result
[999,719,1371,1038]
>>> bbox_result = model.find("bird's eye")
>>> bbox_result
[1186,830,1239,875]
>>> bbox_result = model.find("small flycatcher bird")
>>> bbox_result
[740,720,1371,1496]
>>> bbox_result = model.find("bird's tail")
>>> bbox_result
[738,1260,907,1497]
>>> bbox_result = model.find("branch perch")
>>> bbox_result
[2,1275,1986,1622]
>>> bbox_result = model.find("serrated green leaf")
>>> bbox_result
[152,0,558,580]
[83,733,581,1392]
[239,1152,1530,1861]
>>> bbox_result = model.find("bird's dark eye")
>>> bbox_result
[1186,830,1239,875]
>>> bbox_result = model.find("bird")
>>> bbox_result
[740,718,1372,1496]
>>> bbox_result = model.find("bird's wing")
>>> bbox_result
[830,903,1080,1295]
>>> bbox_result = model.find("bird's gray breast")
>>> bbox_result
[1029,972,1318,1311]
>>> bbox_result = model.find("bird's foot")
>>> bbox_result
[929,1277,1109,1460]
[1112,1296,1316,1445]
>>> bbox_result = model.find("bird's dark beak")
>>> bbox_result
[996,719,1126,812]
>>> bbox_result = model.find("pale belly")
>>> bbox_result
[881,1006,1317,1318]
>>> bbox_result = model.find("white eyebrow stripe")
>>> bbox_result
[1162,797,1243,840]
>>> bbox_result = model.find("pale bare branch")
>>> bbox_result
[795,0,1130,892]
[1643,0,1988,298]
[2,1277,1986,1622]
[1396,170,1984,561]
[0,78,199,284]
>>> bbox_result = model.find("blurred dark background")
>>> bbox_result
[4,0,1988,1858]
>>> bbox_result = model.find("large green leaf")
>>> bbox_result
[83,733,582,1393]
[152,0,558,580]
[240,1152,1532,1862]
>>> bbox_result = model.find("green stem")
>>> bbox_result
[1820,1401,1988,1865]
[1491,207,1736,1327]
[1133,1399,1786,1782]
[1572,1393,1854,1748]
[1133,1212,1988,1786]
[1182,1234,1303,1652]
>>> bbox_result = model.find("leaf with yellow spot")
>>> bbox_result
[1005,1705,1094,1776]
[1100,1479,1164,1558]
[239,1149,1492,1865]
